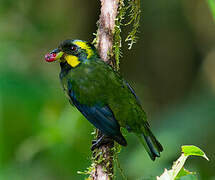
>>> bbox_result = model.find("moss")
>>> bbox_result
[92,0,141,70]
[113,0,126,71]
[125,0,141,50]
[113,0,141,69]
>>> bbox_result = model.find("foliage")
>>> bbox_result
[208,0,215,21]
[157,146,209,180]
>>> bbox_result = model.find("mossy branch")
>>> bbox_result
[84,0,141,179]
[90,1,119,180]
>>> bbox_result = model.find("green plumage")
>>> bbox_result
[45,39,163,160]
[62,59,145,131]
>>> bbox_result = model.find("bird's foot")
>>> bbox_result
[106,59,112,65]
[91,135,112,151]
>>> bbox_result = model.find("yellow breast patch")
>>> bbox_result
[65,55,80,68]
[74,41,94,59]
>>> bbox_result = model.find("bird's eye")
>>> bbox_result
[71,46,77,51]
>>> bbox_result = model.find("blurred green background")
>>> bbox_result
[0,0,215,179]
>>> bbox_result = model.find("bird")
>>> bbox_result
[45,39,163,160]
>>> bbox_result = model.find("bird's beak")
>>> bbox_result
[45,48,64,62]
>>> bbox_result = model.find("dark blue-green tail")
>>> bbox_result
[138,127,163,161]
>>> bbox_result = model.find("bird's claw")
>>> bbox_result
[91,140,97,144]
[91,135,112,151]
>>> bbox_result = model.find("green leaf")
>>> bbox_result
[208,0,215,21]
[176,168,195,179]
[177,174,197,180]
[157,145,208,180]
[181,145,209,160]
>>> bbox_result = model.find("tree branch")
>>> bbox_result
[97,0,119,63]
[90,0,119,180]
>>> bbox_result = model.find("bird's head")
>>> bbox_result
[45,39,98,68]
